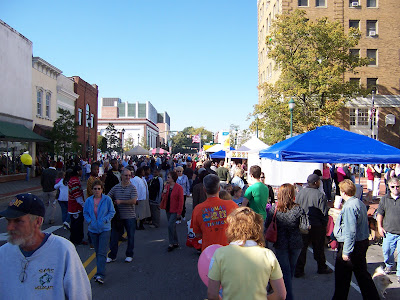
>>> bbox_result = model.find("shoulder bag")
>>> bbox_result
[299,213,310,234]
[265,206,278,243]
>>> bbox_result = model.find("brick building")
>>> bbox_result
[257,0,400,148]
[71,76,98,160]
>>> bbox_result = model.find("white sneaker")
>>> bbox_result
[125,257,133,263]
[106,257,116,263]
[176,220,181,224]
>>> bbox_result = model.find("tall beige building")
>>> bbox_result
[257,0,400,147]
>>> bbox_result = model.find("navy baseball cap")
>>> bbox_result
[0,193,45,218]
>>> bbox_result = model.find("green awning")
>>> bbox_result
[0,121,49,142]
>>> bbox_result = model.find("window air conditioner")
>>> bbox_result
[351,2,359,7]
[369,31,376,37]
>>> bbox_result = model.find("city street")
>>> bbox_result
[1,184,399,299]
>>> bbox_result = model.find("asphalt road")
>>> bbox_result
[1,194,399,299]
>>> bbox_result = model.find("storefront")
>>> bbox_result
[0,121,49,182]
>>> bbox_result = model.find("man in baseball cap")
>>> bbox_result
[0,193,45,219]
[0,193,91,299]
[295,173,332,278]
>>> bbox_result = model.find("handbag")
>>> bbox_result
[299,213,310,234]
[265,206,278,243]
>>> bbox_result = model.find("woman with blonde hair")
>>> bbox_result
[208,207,286,300]
[265,183,306,300]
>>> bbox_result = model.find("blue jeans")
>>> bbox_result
[109,218,136,259]
[89,230,111,278]
[166,212,178,245]
[58,201,70,223]
[322,178,332,201]
[382,232,400,276]
[275,248,301,300]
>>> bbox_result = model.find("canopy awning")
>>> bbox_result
[0,121,49,142]
[259,125,400,164]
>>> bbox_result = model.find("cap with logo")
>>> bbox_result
[0,193,45,218]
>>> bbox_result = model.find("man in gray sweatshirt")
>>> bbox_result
[295,173,332,277]
[0,193,91,299]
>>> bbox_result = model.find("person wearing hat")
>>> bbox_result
[0,194,91,299]
[294,173,332,278]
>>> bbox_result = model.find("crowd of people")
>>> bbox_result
[0,153,399,299]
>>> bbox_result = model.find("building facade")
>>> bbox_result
[57,74,79,117]
[0,20,48,180]
[32,57,62,135]
[98,98,170,151]
[71,76,98,160]
[257,0,400,147]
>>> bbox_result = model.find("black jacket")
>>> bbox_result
[41,167,57,192]
[104,169,120,194]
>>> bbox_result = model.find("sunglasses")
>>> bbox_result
[390,186,400,188]
[93,187,102,190]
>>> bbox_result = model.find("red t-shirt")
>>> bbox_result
[192,197,238,250]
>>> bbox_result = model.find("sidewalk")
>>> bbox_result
[0,176,42,201]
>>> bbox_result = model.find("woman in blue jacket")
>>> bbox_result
[83,179,115,284]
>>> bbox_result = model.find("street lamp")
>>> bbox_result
[121,128,125,156]
[289,98,295,137]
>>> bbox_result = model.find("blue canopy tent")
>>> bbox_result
[259,125,400,164]
[209,147,235,159]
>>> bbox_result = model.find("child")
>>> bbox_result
[231,186,243,206]
[219,190,232,201]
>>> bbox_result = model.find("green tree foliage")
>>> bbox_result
[254,10,370,144]
[104,123,121,154]
[97,135,108,153]
[123,134,135,152]
[171,127,213,154]
[50,108,78,161]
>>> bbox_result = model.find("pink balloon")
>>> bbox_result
[197,244,222,286]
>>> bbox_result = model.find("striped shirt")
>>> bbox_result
[108,183,137,219]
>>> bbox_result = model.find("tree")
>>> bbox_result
[97,135,108,153]
[171,127,213,154]
[50,108,78,162]
[123,134,135,152]
[104,123,121,154]
[254,10,370,144]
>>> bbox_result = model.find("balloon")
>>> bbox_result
[20,153,32,166]
[197,244,222,286]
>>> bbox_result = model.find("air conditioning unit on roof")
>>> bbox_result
[369,31,376,37]
[351,2,359,7]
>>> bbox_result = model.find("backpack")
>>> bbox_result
[148,176,161,200]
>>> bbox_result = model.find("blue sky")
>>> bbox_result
[1,0,258,133]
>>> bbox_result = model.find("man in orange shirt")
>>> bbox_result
[192,174,238,251]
